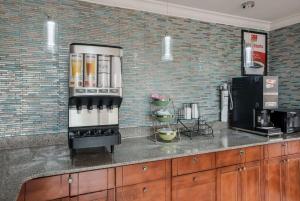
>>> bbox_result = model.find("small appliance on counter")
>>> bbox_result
[271,109,300,134]
[68,44,123,153]
[230,76,282,137]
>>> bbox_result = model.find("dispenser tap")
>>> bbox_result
[87,99,93,110]
[76,101,82,110]
[98,100,103,110]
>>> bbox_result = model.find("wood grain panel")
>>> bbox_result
[176,153,215,175]
[264,143,287,159]
[172,170,216,201]
[287,140,300,155]
[216,149,244,167]
[116,179,166,201]
[77,191,107,201]
[17,184,25,201]
[285,155,300,201]
[25,174,69,201]
[217,165,240,201]
[122,160,166,186]
[70,169,108,196]
[245,146,263,163]
[264,157,283,201]
[241,161,262,201]
[107,168,115,189]
[116,167,123,187]
[78,169,108,195]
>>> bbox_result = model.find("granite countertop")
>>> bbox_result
[2,129,300,201]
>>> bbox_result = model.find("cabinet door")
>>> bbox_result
[70,169,113,196]
[241,161,262,201]
[264,158,284,201]
[172,170,216,201]
[217,165,241,201]
[25,174,69,201]
[285,155,300,201]
[116,179,166,201]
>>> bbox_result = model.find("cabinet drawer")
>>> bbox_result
[174,153,215,176]
[75,191,108,201]
[116,179,166,201]
[288,140,300,155]
[121,161,166,186]
[25,174,69,201]
[264,142,287,158]
[216,146,262,167]
[70,169,114,196]
[172,169,216,187]
[172,170,216,201]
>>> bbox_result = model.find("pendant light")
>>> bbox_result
[45,15,57,53]
[161,0,173,62]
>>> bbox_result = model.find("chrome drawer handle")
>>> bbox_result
[143,187,148,193]
[240,150,245,155]
[143,166,148,171]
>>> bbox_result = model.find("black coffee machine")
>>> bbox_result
[230,76,282,137]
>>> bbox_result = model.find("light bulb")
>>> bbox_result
[46,19,56,53]
[161,34,173,62]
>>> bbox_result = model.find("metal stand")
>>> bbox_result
[177,117,214,139]
[150,99,181,143]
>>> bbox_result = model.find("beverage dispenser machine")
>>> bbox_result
[68,44,123,152]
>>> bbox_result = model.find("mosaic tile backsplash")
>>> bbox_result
[0,0,269,137]
[269,23,300,109]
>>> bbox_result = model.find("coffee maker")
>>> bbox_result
[68,44,123,152]
[230,76,282,137]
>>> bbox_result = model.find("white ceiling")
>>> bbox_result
[159,0,300,21]
[82,0,300,30]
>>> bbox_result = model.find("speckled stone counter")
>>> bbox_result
[2,129,300,201]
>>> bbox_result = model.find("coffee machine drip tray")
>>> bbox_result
[255,127,283,136]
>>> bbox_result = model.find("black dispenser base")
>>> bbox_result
[68,126,121,153]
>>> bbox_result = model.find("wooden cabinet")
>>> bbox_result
[217,165,240,201]
[17,185,25,201]
[216,146,262,168]
[172,170,216,201]
[287,140,300,155]
[264,142,287,158]
[172,153,215,176]
[217,161,262,201]
[15,140,300,201]
[70,168,115,196]
[116,179,166,201]
[25,174,69,201]
[265,154,300,201]
[285,155,300,201]
[241,161,262,201]
[116,160,166,186]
